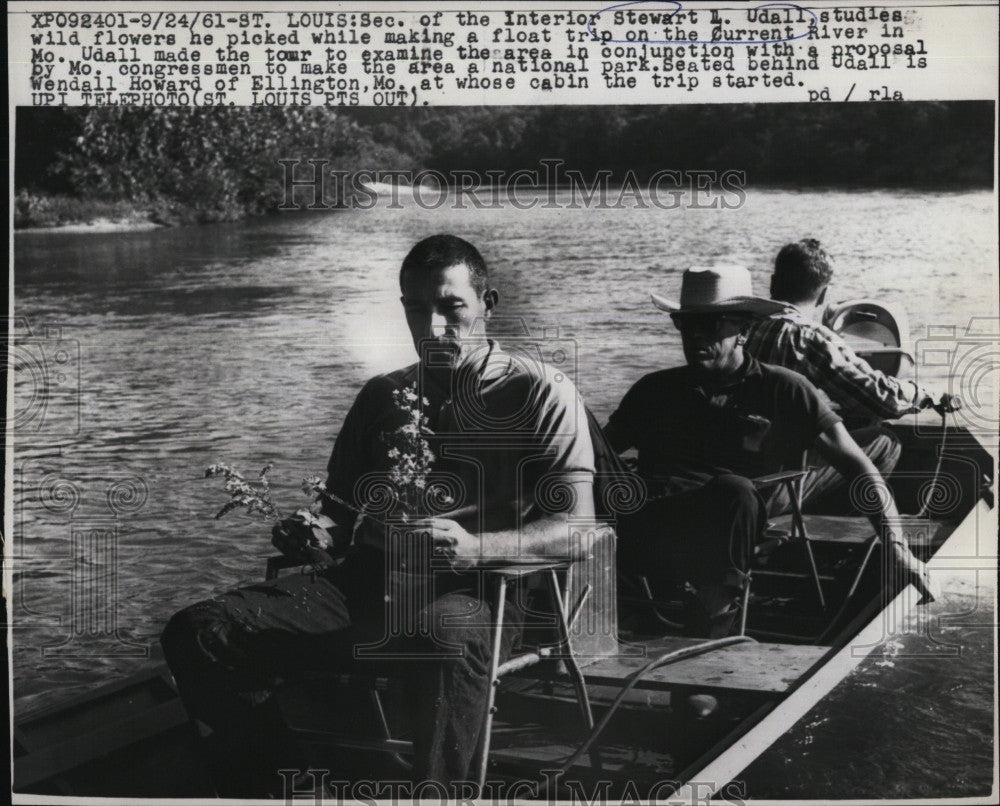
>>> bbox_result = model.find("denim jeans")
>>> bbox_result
[160,546,525,796]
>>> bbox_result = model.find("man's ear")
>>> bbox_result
[483,288,499,316]
[736,319,752,345]
[816,286,828,307]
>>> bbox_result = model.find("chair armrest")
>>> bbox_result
[752,468,812,490]
[476,557,583,578]
[267,554,588,581]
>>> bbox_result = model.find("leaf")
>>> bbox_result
[214,500,241,519]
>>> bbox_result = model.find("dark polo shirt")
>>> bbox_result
[605,356,840,495]
[323,341,594,550]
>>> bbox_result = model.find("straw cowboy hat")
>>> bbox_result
[650,265,788,318]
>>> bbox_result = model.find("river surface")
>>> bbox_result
[11,188,997,791]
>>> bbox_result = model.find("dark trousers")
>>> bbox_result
[766,425,902,517]
[160,547,524,796]
[618,474,766,634]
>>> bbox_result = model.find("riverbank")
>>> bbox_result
[13,191,165,231]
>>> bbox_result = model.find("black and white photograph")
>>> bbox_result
[7,2,999,804]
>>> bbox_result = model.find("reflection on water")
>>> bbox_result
[12,190,997,758]
[739,567,996,798]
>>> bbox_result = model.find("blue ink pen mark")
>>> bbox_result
[588,1,818,46]
[586,0,683,45]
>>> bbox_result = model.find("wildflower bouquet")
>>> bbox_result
[205,462,335,548]
[382,383,437,519]
[205,383,443,563]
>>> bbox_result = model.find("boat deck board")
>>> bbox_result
[582,637,830,694]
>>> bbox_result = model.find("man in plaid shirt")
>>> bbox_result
[745,239,944,515]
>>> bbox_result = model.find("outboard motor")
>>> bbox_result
[823,299,914,376]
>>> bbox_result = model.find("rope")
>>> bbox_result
[914,408,950,519]
[552,635,755,777]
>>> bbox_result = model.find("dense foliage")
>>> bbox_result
[16,107,409,224]
[14,103,994,226]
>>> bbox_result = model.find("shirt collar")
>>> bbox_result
[741,354,763,378]
[689,354,760,402]
[455,339,510,382]
[768,303,812,324]
[417,339,510,390]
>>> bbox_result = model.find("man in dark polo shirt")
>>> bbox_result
[161,235,597,796]
[605,265,937,637]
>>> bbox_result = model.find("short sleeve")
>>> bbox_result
[604,381,643,453]
[535,369,595,477]
[783,369,842,446]
[323,378,381,526]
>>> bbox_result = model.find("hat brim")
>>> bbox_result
[650,292,787,318]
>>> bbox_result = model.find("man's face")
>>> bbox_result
[672,313,746,375]
[401,262,493,370]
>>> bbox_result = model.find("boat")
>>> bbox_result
[13,416,993,799]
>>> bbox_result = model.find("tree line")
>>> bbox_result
[15,103,994,226]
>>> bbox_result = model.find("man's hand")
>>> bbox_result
[409,517,481,570]
[932,394,962,416]
[271,509,341,566]
[887,540,940,604]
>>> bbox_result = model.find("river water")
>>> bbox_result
[11,188,997,790]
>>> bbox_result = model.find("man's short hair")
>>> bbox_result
[400,234,489,295]
[770,239,834,304]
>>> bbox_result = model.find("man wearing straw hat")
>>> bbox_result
[604,265,937,638]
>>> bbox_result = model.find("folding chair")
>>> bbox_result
[622,466,827,637]
[264,554,602,792]
[750,467,827,611]
[750,465,884,642]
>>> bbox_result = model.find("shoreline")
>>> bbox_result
[13,181,992,235]
[14,216,166,235]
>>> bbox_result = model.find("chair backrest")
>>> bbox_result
[556,407,633,663]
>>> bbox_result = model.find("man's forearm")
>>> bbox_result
[839,455,907,547]
[816,424,906,546]
[477,513,601,562]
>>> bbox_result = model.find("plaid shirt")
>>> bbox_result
[745,307,930,421]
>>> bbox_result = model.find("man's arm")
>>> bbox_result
[419,370,603,566]
[415,475,600,566]
[804,325,936,421]
[814,421,939,602]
